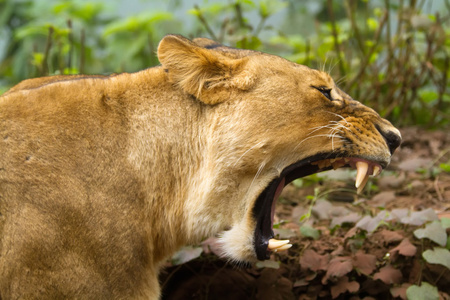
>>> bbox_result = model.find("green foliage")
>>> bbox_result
[1,0,449,129]
[406,282,440,300]
[422,247,450,269]
[299,224,320,240]
[414,220,448,247]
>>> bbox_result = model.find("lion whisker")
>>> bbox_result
[335,75,348,86]
[294,134,336,151]
[246,161,266,199]
[325,111,350,126]
[233,141,264,167]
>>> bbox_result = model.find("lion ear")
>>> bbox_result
[157,34,255,105]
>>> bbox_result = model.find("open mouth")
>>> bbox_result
[252,153,385,260]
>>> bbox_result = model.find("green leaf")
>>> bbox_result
[440,163,450,173]
[441,218,450,229]
[300,225,320,240]
[236,36,261,50]
[14,24,50,40]
[422,247,450,269]
[292,179,303,188]
[406,282,439,300]
[373,8,383,17]
[103,12,173,36]
[419,90,438,104]
[31,52,44,67]
[367,18,379,31]
[256,260,280,269]
[414,221,447,247]
[258,0,287,18]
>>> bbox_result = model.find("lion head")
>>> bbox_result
[157,35,401,263]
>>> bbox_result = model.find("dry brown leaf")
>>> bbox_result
[370,191,396,207]
[373,265,403,284]
[389,238,417,257]
[352,251,377,276]
[322,256,353,284]
[330,276,360,299]
[390,283,412,300]
[299,249,330,272]
[378,229,404,244]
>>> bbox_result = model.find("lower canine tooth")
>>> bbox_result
[268,239,290,250]
[276,244,292,251]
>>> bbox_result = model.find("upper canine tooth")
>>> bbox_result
[268,239,290,250]
[357,173,370,194]
[355,161,369,188]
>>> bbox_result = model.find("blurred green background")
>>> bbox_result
[1,0,449,128]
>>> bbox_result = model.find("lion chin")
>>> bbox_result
[0,34,401,299]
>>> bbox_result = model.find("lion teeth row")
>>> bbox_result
[268,239,292,251]
[312,158,345,170]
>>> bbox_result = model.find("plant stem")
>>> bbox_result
[194,5,218,41]
[327,0,345,76]
[42,26,54,76]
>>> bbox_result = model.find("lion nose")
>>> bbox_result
[377,127,402,155]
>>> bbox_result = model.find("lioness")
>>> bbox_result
[0,35,401,299]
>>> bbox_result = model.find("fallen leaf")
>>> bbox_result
[386,208,409,221]
[300,225,320,240]
[256,260,280,269]
[330,276,360,299]
[414,220,447,247]
[379,229,404,244]
[331,245,344,256]
[293,278,309,287]
[344,226,358,239]
[299,249,330,272]
[370,191,396,207]
[389,238,417,257]
[311,199,334,220]
[390,283,412,300]
[274,228,296,239]
[352,251,377,275]
[406,282,439,300]
[330,212,361,228]
[322,256,353,284]
[401,208,439,226]
[440,217,450,229]
[356,211,389,233]
[378,173,405,189]
[373,265,403,284]
[398,157,432,171]
[422,247,450,269]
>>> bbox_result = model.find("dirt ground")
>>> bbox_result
[160,127,450,300]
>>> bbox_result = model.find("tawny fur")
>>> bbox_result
[0,35,400,299]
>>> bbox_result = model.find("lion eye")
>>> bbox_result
[313,86,333,101]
